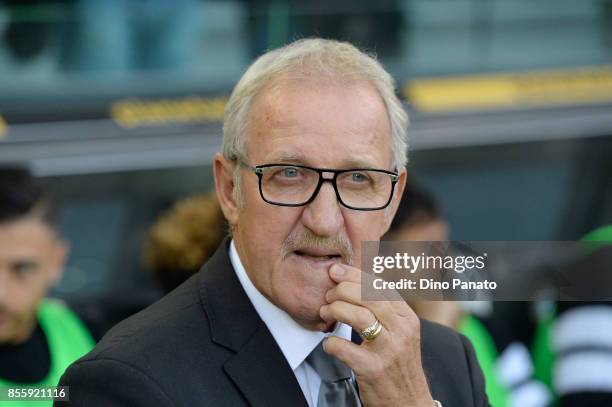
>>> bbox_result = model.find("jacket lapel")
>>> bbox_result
[224,323,309,407]
[197,239,308,407]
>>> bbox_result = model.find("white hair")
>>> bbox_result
[222,38,408,204]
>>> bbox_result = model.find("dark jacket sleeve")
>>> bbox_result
[54,359,176,407]
[459,333,491,407]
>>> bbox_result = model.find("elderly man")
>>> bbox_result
[57,39,489,407]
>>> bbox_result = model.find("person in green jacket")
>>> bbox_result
[384,180,554,407]
[531,225,612,406]
[0,166,94,406]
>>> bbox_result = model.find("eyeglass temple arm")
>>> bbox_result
[236,159,264,175]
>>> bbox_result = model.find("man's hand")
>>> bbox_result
[320,263,435,407]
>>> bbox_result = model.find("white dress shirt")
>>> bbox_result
[230,240,353,407]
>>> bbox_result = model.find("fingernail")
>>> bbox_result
[330,264,346,276]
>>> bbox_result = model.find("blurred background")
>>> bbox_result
[1,0,612,335]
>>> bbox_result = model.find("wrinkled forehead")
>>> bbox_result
[245,78,393,169]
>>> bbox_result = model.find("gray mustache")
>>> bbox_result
[281,231,354,265]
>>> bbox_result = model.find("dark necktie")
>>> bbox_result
[306,341,362,407]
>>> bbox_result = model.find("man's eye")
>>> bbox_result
[12,261,37,277]
[280,167,300,178]
[351,172,369,182]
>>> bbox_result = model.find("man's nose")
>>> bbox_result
[301,180,344,237]
[0,269,9,299]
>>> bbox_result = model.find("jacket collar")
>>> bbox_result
[197,238,308,407]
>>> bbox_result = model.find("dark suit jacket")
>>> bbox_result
[56,240,490,406]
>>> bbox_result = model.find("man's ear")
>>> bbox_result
[381,167,407,237]
[213,152,240,226]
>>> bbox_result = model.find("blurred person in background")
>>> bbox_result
[385,182,498,339]
[384,181,505,406]
[0,166,94,405]
[144,192,226,293]
[383,180,458,327]
[536,225,612,407]
[384,181,552,407]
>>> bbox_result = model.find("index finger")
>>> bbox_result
[328,263,361,284]
[329,263,405,302]
[331,263,418,321]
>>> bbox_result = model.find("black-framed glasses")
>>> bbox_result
[239,162,399,211]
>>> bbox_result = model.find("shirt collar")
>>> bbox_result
[230,240,352,370]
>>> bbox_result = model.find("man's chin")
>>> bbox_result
[0,329,17,345]
[318,319,337,333]
[295,313,337,332]
[285,298,330,330]
[0,316,12,339]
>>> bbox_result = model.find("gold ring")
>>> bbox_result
[360,318,383,341]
